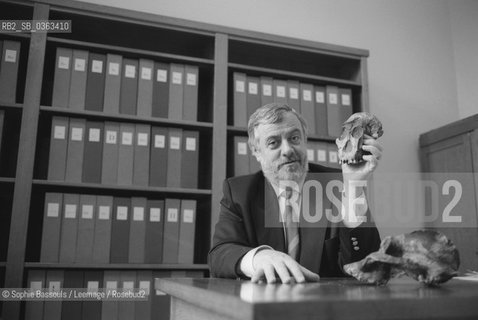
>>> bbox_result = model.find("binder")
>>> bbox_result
[68,49,88,111]
[62,270,84,320]
[101,271,120,320]
[183,65,199,121]
[52,47,72,108]
[82,271,103,320]
[246,76,260,121]
[135,270,152,320]
[101,122,119,185]
[117,123,135,185]
[0,40,21,103]
[327,142,340,168]
[287,80,300,112]
[180,130,199,188]
[137,59,154,117]
[92,195,113,264]
[300,83,315,134]
[260,76,274,106]
[145,199,164,263]
[152,62,169,118]
[103,54,122,115]
[314,86,328,137]
[166,128,182,188]
[48,116,69,181]
[307,142,316,163]
[162,198,181,263]
[168,63,184,120]
[326,85,341,137]
[149,126,168,187]
[44,270,64,320]
[40,193,63,262]
[59,193,80,263]
[82,121,104,183]
[129,197,147,263]
[151,271,171,320]
[233,72,247,127]
[85,53,106,111]
[339,88,353,125]
[178,199,196,263]
[118,271,136,320]
[24,270,45,320]
[110,197,131,263]
[133,124,151,186]
[119,59,138,115]
[316,141,328,166]
[76,194,96,263]
[233,136,249,176]
[65,118,86,182]
[273,79,287,104]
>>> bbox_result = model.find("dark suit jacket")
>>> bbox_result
[208,163,381,279]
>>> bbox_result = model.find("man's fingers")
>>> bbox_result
[251,268,265,283]
[299,265,320,282]
[263,264,277,284]
[284,260,306,283]
[362,144,381,159]
[274,261,294,284]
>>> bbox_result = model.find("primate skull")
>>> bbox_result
[335,112,383,164]
[344,230,460,286]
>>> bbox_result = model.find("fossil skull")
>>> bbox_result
[335,112,383,164]
[344,230,460,286]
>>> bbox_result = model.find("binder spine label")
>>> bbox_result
[172,71,182,84]
[64,204,77,218]
[137,133,149,146]
[125,65,136,78]
[109,62,120,75]
[185,137,196,151]
[167,208,178,222]
[74,58,86,71]
[150,208,161,222]
[105,130,117,144]
[99,206,110,220]
[133,207,144,221]
[141,67,152,80]
[154,135,165,148]
[89,128,100,142]
[117,206,128,220]
[81,205,94,219]
[248,82,258,95]
[92,60,103,73]
[157,69,167,82]
[71,127,83,141]
[47,203,60,217]
[58,56,70,69]
[53,126,66,139]
[316,91,325,103]
[186,73,197,86]
[235,80,245,93]
[183,209,194,223]
[5,49,17,62]
[170,136,180,150]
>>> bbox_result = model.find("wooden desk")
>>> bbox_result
[155,277,478,320]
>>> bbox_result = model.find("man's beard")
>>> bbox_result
[261,154,308,185]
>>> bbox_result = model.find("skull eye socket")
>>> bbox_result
[351,126,364,139]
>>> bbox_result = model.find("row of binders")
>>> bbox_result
[25,269,203,320]
[40,193,197,265]
[52,47,199,121]
[0,40,21,104]
[232,136,340,176]
[233,72,353,137]
[48,116,200,188]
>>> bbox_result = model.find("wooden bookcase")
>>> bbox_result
[0,0,370,319]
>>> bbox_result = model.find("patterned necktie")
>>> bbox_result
[282,188,299,260]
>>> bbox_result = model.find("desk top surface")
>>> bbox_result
[156,277,478,320]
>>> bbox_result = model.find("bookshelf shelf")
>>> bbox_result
[24,262,209,271]
[0,177,15,184]
[226,125,338,143]
[0,102,23,110]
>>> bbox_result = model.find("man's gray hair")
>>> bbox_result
[247,103,308,152]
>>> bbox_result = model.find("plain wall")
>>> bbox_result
[76,0,478,236]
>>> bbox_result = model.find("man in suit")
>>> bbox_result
[209,103,382,283]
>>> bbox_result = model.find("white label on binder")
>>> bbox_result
[262,84,272,96]
[187,73,197,86]
[276,86,286,98]
[167,208,178,222]
[154,135,165,148]
[329,93,338,105]
[122,132,133,145]
[172,71,182,84]
[150,208,161,222]
[307,149,315,161]
[137,133,149,146]
[329,151,338,163]
[71,127,83,141]
[170,136,180,150]
[316,91,325,103]
[248,82,258,95]
[318,149,327,162]
[30,281,42,290]
[82,205,94,219]
[125,65,136,78]
[49,281,61,292]
[64,204,77,219]
[186,137,196,151]
[92,60,103,73]
[106,281,117,290]
[183,209,194,223]
[5,49,17,63]
[139,281,151,295]
[141,67,152,80]
[289,87,299,100]
[303,89,312,102]
[109,62,120,76]
[123,281,134,290]
[237,142,247,155]
[58,56,70,69]
[74,58,86,72]
[157,69,167,82]
[54,125,66,140]
[235,80,245,93]
[133,207,144,221]
[87,281,99,292]
[105,130,117,144]
[117,206,128,220]
[47,203,60,217]
[99,206,111,220]
[89,128,100,142]
[341,93,351,106]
